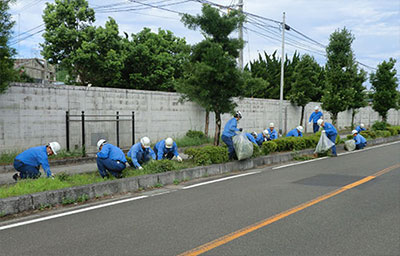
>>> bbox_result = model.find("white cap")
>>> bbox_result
[262,129,269,136]
[140,137,151,148]
[297,126,303,132]
[360,123,365,128]
[317,119,324,126]
[314,106,319,110]
[97,139,107,150]
[49,142,61,155]
[269,122,274,128]
[352,130,358,135]
[165,137,173,148]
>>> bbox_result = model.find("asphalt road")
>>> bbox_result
[0,142,399,256]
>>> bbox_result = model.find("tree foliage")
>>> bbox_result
[370,58,399,121]
[288,54,323,125]
[348,68,367,128]
[0,0,16,93]
[322,28,360,125]
[177,4,244,145]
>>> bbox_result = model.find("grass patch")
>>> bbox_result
[293,154,316,161]
[174,136,213,148]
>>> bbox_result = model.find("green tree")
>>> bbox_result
[41,0,96,85]
[242,70,269,98]
[0,0,16,93]
[322,28,359,125]
[348,68,367,129]
[177,5,244,145]
[121,28,190,91]
[370,58,399,122]
[288,54,322,125]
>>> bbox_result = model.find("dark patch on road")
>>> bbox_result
[293,174,366,187]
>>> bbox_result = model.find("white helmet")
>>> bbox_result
[360,123,365,128]
[140,137,151,148]
[314,106,320,110]
[49,142,61,155]
[262,129,269,136]
[269,122,274,128]
[97,139,107,150]
[352,130,358,135]
[234,111,242,119]
[251,131,257,137]
[317,119,324,126]
[165,137,173,148]
[297,126,304,133]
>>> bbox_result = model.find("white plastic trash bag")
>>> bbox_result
[344,139,356,151]
[233,133,253,160]
[314,131,335,153]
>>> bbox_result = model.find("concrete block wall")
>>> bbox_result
[0,83,399,153]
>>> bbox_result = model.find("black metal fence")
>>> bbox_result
[66,111,135,156]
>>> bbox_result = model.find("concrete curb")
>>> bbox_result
[1,135,399,217]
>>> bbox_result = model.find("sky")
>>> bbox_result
[7,0,400,85]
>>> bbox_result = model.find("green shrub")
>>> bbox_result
[303,135,319,148]
[293,137,307,150]
[387,126,400,136]
[142,160,177,174]
[252,143,262,158]
[274,138,288,151]
[360,130,376,139]
[261,141,278,155]
[375,130,391,138]
[184,146,228,165]
[185,130,205,139]
[346,134,353,140]
[371,121,390,131]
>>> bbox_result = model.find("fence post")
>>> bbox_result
[81,111,86,157]
[132,111,135,145]
[66,111,70,151]
[116,111,120,147]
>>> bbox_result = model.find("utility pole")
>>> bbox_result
[278,12,286,135]
[238,0,243,70]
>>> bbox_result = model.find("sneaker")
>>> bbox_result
[12,173,19,181]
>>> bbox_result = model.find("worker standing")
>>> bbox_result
[154,137,182,162]
[317,119,338,157]
[309,106,323,133]
[96,139,127,178]
[352,130,367,149]
[222,111,243,160]
[127,137,156,169]
[12,142,61,181]
[268,123,278,140]
[286,126,303,137]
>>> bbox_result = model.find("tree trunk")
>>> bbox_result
[332,112,338,126]
[300,106,305,126]
[214,111,221,146]
[204,111,209,137]
[351,109,357,130]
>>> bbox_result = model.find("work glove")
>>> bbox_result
[50,174,55,179]
[239,128,243,132]
[321,130,326,133]
[138,166,143,170]
[177,156,183,162]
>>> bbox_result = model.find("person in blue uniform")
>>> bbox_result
[127,137,156,169]
[246,132,258,145]
[222,111,243,160]
[317,119,338,157]
[355,123,366,133]
[309,106,323,133]
[255,130,269,146]
[352,130,367,149]
[96,139,127,178]
[286,126,303,137]
[154,138,182,162]
[12,142,61,181]
[268,123,278,140]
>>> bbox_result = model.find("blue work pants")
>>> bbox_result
[313,123,320,133]
[327,134,337,156]
[97,158,126,178]
[356,142,366,150]
[153,148,174,160]
[13,159,41,179]
[222,135,236,160]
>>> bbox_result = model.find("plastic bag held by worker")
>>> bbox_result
[233,133,253,160]
[314,131,335,153]
[344,139,356,151]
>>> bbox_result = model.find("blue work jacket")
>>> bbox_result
[354,134,366,145]
[286,128,303,137]
[255,133,266,146]
[269,128,278,140]
[128,142,156,168]
[222,118,240,137]
[154,140,179,160]
[245,133,257,145]
[15,146,52,177]
[97,143,127,163]
[355,126,366,133]
[323,122,337,136]
[309,111,323,123]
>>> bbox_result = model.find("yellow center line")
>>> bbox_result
[178,163,400,256]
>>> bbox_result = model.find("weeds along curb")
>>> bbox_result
[1,135,399,217]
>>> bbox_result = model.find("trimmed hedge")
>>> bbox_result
[261,141,278,155]
[185,146,228,165]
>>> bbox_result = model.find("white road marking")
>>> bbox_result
[182,171,261,189]
[272,140,400,170]
[0,195,148,231]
